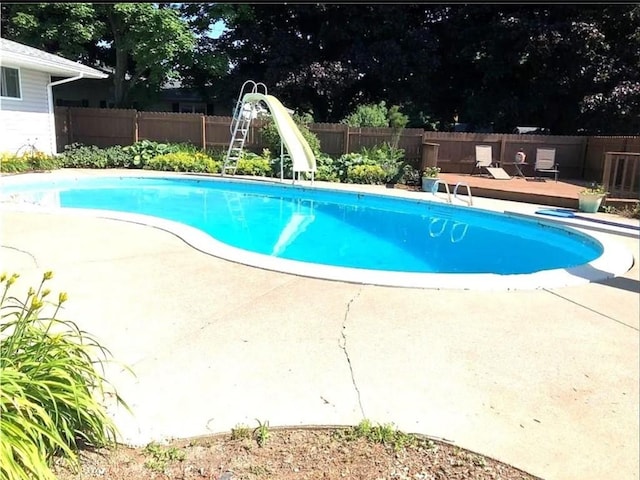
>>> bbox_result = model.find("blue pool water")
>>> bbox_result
[2,175,604,276]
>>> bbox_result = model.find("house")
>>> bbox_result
[53,75,224,115]
[0,38,107,155]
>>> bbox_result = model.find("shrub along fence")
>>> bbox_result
[54,107,639,196]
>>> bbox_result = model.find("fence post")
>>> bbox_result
[201,115,206,150]
[580,137,589,178]
[602,152,613,192]
[344,125,350,155]
[133,111,139,143]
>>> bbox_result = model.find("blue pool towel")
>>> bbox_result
[535,208,576,218]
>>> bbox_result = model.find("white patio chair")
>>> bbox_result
[534,148,559,182]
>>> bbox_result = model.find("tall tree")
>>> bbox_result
[1,3,195,108]
[190,4,439,123]
[428,5,640,134]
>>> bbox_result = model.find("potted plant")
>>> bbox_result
[421,166,441,193]
[578,183,608,213]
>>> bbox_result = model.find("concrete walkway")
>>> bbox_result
[1,173,638,480]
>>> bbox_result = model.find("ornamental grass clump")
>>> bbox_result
[0,271,129,480]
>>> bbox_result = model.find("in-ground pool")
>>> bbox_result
[0,172,632,290]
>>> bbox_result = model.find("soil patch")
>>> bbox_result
[53,426,542,480]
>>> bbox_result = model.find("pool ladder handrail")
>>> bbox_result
[431,179,451,204]
[453,182,473,206]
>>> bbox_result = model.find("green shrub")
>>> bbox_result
[341,101,389,127]
[341,101,409,132]
[361,142,405,183]
[399,163,421,186]
[334,153,374,182]
[144,151,220,173]
[103,145,132,168]
[235,151,272,176]
[0,151,61,173]
[346,164,387,184]
[387,105,409,130]
[259,116,322,158]
[0,153,29,173]
[314,153,340,182]
[59,143,108,169]
[122,140,179,168]
[0,272,129,480]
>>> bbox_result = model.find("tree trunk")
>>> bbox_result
[105,8,127,108]
[114,46,127,107]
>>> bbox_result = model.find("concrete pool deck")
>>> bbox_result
[1,170,638,480]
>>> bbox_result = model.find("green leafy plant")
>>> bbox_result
[399,163,421,186]
[361,142,405,183]
[341,101,389,127]
[253,419,270,447]
[337,419,418,452]
[334,152,372,182]
[580,182,608,195]
[59,143,108,169]
[0,271,130,480]
[314,153,340,182]
[235,152,272,177]
[123,140,178,168]
[144,151,220,173]
[422,166,441,178]
[103,145,132,168]
[0,153,29,173]
[0,152,61,173]
[347,164,387,184]
[259,116,322,159]
[143,442,186,473]
[230,424,252,441]
[603,203,640,219]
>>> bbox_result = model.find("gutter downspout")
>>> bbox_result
[47,73,84,155]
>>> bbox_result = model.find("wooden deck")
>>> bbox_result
[435,172,636,209]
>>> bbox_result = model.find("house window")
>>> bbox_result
[1,67,21,99]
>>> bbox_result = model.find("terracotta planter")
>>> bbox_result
[578,193,606,213]
[421,177,439,193]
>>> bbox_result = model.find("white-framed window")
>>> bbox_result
[1,66,22,99]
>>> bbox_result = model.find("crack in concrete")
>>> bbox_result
[543,288,639,331]
[1,245,40,268]
[339,288,365,418]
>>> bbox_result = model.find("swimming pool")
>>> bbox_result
[0,171,632,290]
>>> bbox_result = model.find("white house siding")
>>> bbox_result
[0,68,55,155]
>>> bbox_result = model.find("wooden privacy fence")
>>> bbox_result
[602,152,640,198]
[421,131,593,179]
[54,107,639,189]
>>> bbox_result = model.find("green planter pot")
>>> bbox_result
[578,194,606,213]
[421,177,439,193]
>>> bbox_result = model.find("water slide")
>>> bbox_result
[242,93,316,175]
[271,207,316,256]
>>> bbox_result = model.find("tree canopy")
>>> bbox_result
[2,3,637,134]
[1,2,195,107]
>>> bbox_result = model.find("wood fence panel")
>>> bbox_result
[585,136,640,181]
[138,112,204,147]
[53,107,640,182]
[422,132,586,177]
[67,108,136,147]
[204,116,232,151]
[309,123,347,157]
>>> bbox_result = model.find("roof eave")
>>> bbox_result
[0,51,108,79]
